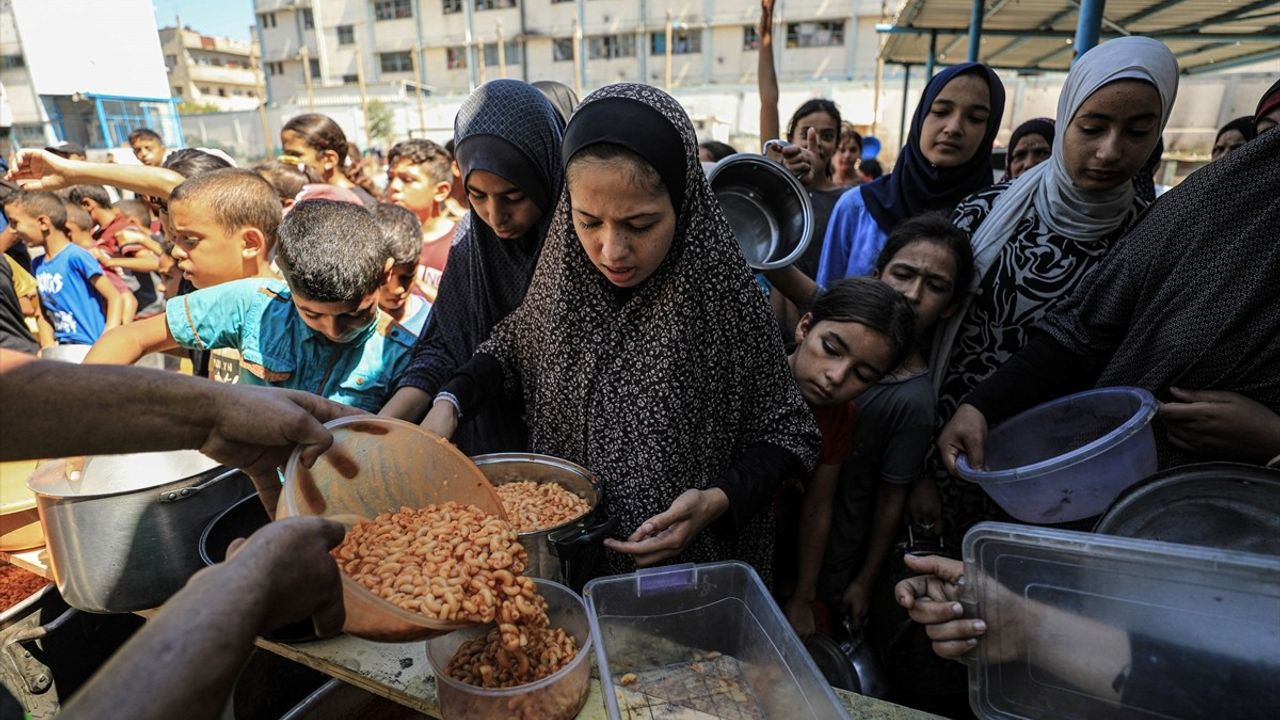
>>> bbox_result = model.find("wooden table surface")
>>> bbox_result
[2,546,941,720]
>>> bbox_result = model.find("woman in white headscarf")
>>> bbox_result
[919,37,1180,541]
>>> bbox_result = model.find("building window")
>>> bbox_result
[443,0,462,14]
[337,25,354,45]
[267,61,285,76]
[552,38,574,62]
[257,13,276,28]
[164,54,178,69]
[217,88,227,97]
[446,47,468,70]
[343,73,359,83]
[588,34,635,60]
[308,58,321,78]
[786,21,845,48]
[743,26,760,51]
[650,30,701,55]
[199,86,211,94]
[302,9,314,29]
[173,86,184,96]
[374,0,413,21]
[474,0,517,10]
[482,41,523,66]
[380,51,413,73]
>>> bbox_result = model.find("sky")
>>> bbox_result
[152,0,256,42]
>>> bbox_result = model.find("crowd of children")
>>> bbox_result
[2,53,1278,719]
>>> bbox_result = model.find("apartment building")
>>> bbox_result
[160,24,263,112]
[1,0,181,152]
[254,0,888,103]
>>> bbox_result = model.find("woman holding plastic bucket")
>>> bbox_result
[938,115,1280,488]
[919,38,1180,540]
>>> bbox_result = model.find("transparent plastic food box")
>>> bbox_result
[962,522,1280,720]
[583,561,849,720]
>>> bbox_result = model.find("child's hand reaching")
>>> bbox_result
[7,149,76,191]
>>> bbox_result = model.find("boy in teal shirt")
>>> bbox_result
[87,200,412,411]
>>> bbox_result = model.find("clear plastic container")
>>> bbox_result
[583,561,849,720]
[280,416,507,642]
[956,386,1157,523]
[425,578,592,720]
[962,522,1280,720]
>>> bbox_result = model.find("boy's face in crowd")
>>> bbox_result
[166,198,256,289]
[65,221,96,248]
[875,239,959,332]
[791,316,895,408]
[292,289,381,344]
[386,160,447,218]
[280,130,329,177]
[379,262,416,315]
[921,73,992,169]
[1063,79,1162,192]
[6,206,50,247]
[465,170,543,241]
[131,138,165,167]
[567,160,676,289]
[0,212,19,252]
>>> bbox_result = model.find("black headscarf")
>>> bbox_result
[532,80,580,126]
[395,80,564,455]
[1255,76,1280,132]
[1000,117,1054,182]
[1216,116,1257,146]
[861,63,1006,233]
[1132,137,1164,204]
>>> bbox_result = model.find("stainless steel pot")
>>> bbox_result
[472,453,616,592]
[27,450,253,613]
[709,151,814,270]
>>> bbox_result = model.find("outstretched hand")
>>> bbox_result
[604,488,729,566]
[1158,387,1280,464]
[937,403,989,476]
[6,149,78,191]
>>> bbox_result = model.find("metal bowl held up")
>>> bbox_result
[709,153,814,270]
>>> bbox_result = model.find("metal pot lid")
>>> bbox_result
[804,633,860,693]
[1095,462,1280,556]
[28,450,221,499]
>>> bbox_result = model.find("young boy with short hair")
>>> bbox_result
[4,192,123,352]
[128,128,167,168]
[384,139,456,303]
[63,200,138,323]
[372,203,430,334]
[87,200,413,411]
[68,184,132,256]
[0,200,40,354]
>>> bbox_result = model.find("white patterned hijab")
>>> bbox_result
[970,37,1179,272]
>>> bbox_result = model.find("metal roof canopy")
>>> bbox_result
[878,0,1280,75]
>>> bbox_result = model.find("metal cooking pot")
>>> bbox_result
[709,152,814,270]
[28,451,253,613]
[1095,462,1280,554]
[472,453,616,592]
[805,617,889,698]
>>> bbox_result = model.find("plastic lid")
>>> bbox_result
[962,522,1280,720]
[27,450,220,498]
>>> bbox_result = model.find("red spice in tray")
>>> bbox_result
[0,562,48,612]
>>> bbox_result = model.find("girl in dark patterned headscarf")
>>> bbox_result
[425,84,820,583]
[383,80,564,456]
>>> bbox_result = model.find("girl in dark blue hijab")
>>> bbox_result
[816,64,1005,287]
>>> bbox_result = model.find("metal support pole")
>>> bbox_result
[301,46,315,111]
[967,0,984,62]
[354,40,371,148]
[497,21,507,78]
[576,0,588,92]
[571,18,583,96]
[463,0,478,91]
[898,64,911,151]
[665,12,674,91]
[1073,0,1105,60]
[925,29,938,79]
[409,45,427,135]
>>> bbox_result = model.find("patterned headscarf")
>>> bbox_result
[1041,127,1280,467]
[860,63,1006,234]
[479,83,819,579]
[395,80,564,455]
[930,37,1179,387]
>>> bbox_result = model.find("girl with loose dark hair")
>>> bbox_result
[280,113,376,206]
